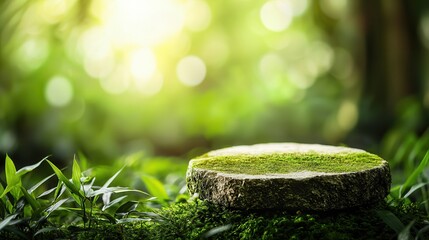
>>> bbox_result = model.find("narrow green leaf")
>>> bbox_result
[0,185,16,199]
[0,214,17,231]
[102,167,124,189]
[45,198,69,217]
[72,158,82,192]
[102,195,127,211]
[376,210,405,234]
[29,173,55,194]
[401,151,429,196]
[37,187,57,199]
[5,155,21,199]
[203,224,232,238]
[53,182,65,201]
[5,154,18,185]
[117,218,149,223]
[392,134,416,165]
[47,160,83,199]
[88,187,146,197]
[102,192,112,206]
[16,156,49,177]
[77,152,88,171]
[20,186,41,210]
[115,201,138,215]
[141,175,169,200]
[403,183,429,199]
[416,224,429,239]
[34,227,60,237]
[398,220,414,240]
[97,212,117,224]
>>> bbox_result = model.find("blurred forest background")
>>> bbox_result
[1,0,429,166]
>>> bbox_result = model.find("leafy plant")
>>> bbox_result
[0,154,152,239]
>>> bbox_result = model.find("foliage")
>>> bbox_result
[0,155,152,239]
[0,149,428,240]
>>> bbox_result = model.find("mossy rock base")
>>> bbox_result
[186,143,391,211]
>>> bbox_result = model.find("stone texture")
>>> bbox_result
[186,143,391,211]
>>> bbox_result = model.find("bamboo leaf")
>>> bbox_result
[102,195,127,211]
[47,160,83,199]
[117,218,149,223]
[34,227,60,237]
[16,156,49,177]
[0,214,17,231]
[141,175,169,200]
[45,198,69,217]
[37,187,57,199]
[5,155,21,199]
[0,185,16,199]
[29,173,55,194]
[20,186,41,210]
[102,167,124,189]
[5,155,18,185]
[72,158,82,192]
[88,187,145,197]
[115,201,138,215]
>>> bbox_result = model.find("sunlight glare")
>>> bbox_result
[103,0,184,47]
[130,48,157,80]
[135,72,164,96]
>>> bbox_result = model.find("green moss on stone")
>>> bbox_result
[191,152,384,175]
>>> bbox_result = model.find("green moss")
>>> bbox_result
[148,199,427,240]
[191,152,384,175]
[2,199,426,240]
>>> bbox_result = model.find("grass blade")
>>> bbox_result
[141,175,169,200]
[398,220,414,240]
[376,210,405,234]
[401,151,429,196]
[403,182,429,199]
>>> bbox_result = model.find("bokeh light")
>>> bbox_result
[4,0,421,163]
[260,0,293,32]
[177,56,207,87]
[45,76,74,107]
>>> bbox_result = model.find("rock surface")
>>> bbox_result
[186,143,391,211]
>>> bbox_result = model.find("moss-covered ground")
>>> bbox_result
[191,152,384,175]
[9,198,425,240]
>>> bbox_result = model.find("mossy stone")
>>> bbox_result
[186,143,391,211]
